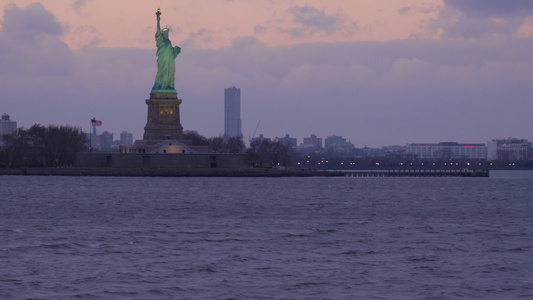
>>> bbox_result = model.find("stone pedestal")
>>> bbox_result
[143,92,183,140]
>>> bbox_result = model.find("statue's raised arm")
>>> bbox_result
[152,8,181,93]
[156,8,161,34]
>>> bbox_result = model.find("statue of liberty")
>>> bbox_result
[152,8,181,92]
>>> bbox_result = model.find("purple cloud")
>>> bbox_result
[444,0,533,17]
[438,0,533,38]
[182,28,211,48]
[289,5,340,35]
[438,16,524,39]
[73,0,92,14]
[2,3,62,43]
[398,7,410,15]
[0,3,72,77]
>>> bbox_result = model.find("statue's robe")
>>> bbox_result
[152,31,181,91]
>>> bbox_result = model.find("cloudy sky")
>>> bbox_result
[1,0,532,147]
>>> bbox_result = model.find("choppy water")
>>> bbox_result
[1,171,533,299]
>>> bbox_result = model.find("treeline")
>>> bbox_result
[181,133,246,154]
[0,124,86,167]
[183,132,295,167]
[247,139,297,167]
[0,129,295,168]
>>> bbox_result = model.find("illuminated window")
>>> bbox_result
[170,106,174,114]
[160,106,164,114]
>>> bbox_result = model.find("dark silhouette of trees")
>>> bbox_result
[182,131,209,146]
[208,136,225,153]
[207,135,245,154]
[0,124,86,167]
[181,132,244,154]
[247,139,291,167]
[226,136,245,154]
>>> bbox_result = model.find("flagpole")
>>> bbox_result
[89,119,92,152]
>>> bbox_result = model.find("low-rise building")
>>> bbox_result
[325,135,355,153]
[487,138,532,161]
[275,134,297,148]
[301,134,322,149]
[405,142,487,159]
[250,134,271,144]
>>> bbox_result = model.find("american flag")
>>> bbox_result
[91,118,102,126]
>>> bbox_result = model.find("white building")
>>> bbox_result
[405,142,487,159]
[224,86,242,140]
[0,114,17,135]
[487,138,532,161]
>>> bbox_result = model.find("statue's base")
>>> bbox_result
[143,91,183,140]
[150,89,177,98]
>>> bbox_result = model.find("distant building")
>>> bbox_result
[224,86,242,140]
[325,135,355,153]
[250,134,271,144]
[89,131,116,151]
[405,142,487,159]
[487,138,532,161]
[325,135,346,148]
[100,131,114,150]
[301,134,322,149]
[381,145,408,158]
[183,130,199,135]
[362,145,410,158]
[119,131,133,146]
[362,147,384,157]
[0,114,17,135]
[276,134,297,148]
[382,145,405,154]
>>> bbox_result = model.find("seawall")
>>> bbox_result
[0,167,344,177]
[0,168,491,177]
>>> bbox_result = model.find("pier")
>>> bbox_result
[343,169,489,177]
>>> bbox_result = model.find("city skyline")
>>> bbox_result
[6,111,528,151]
[1,1,533,147]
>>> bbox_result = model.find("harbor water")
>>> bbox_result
[1,171,532,299]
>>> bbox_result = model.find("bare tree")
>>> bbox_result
[226,136,245,154]
[246,139,291,167]
[208,135,225,153]
[182,132,209,146]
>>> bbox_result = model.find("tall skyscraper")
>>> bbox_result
[224,86,242,139]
